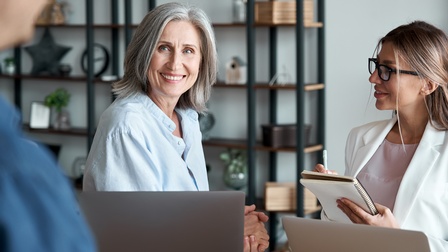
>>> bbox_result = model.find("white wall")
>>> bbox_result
[325,0,448,174]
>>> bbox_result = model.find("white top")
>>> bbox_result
[83,92,209,191]
[357,139,418,211]
[340,118,448,251]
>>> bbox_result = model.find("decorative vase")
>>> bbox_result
[4,62,15,75]
[53,109,71,130]
[199,112,215,140]
[223,163,247,190]
[233,0,246,23]
[58,63,72,76]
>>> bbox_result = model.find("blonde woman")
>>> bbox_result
[316,21,448,251]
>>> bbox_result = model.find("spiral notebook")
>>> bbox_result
[300,170,378,223]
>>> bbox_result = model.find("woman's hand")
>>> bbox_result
[337,198,399,228]
[244,205,269,251]
[243,235,259,252]
[313,163,338,174]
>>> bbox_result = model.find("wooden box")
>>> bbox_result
[261,124,311,148]
[254,0,315,25]
[264,182,318,211]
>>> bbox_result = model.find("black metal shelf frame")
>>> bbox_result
[243,0,326,250]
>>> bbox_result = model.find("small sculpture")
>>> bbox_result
[225,56,247,84]
[36,0,65,25]
[24,29,72,76]
[199,112,215,140]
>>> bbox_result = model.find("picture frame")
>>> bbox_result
[30,101,50,129]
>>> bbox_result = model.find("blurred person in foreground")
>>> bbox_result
[0,0,96,251]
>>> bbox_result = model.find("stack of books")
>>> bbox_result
[254,0,319,26]
[264,182,318,212]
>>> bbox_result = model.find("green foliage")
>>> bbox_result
[3,57,14,65]
[220,148,247,173]
[44,88,71,113]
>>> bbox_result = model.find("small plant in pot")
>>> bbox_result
[3,57,15,75]
[44,88,71,130]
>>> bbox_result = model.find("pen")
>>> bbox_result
[323,149,328,170]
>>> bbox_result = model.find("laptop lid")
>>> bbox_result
[282,216,430,252]
[78,191,245,252]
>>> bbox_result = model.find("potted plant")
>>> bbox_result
[3,57,15,75]
[220,148,248,190]
[44,88,71,130]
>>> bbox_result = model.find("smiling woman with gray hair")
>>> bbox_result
[83,2,269,251]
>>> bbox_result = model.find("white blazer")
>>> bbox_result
[343,117,448,251]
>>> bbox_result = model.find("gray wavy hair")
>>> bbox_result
[112,2,217,113]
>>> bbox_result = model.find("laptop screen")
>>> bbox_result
[78,191,245,252]
[282,216,430,252]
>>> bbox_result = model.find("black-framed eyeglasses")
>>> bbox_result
[368,58,419,81]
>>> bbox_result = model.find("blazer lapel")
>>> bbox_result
[351,118,396,176]
[393,123,444,224]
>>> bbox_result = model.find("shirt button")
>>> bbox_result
[178,141,181,145]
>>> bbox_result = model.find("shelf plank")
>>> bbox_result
[304,83,325,91]
[214,82,325,91]
[24,124,87,136]
[0,74,115,83]
[254,22,324,28]
[203,138,323,153]
[33,22,324,29]
[304,22,324,28]
[36,24,133,29]
[213,83,247,88]
[256,144,323,153]
[213,23,246,28]
[202,138,247,149]
[255,83,324,91]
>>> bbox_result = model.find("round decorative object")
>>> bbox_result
[4,62,15,75]
[58,63,72,76]
[198,112,215,140]
[71,156,86,179]
[223,164,247,190]
[221,148,247,190]
[81,43,109,77]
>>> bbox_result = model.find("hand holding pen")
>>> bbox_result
[313,149,338,174]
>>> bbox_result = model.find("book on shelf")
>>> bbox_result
[264,182,318,212]
[300,170,378,223]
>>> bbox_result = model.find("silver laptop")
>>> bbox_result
[282,216,430,252]
[78,191,245,252]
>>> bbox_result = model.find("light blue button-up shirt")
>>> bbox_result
[83,92,209,191]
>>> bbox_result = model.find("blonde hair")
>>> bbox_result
[373,21,448,130]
